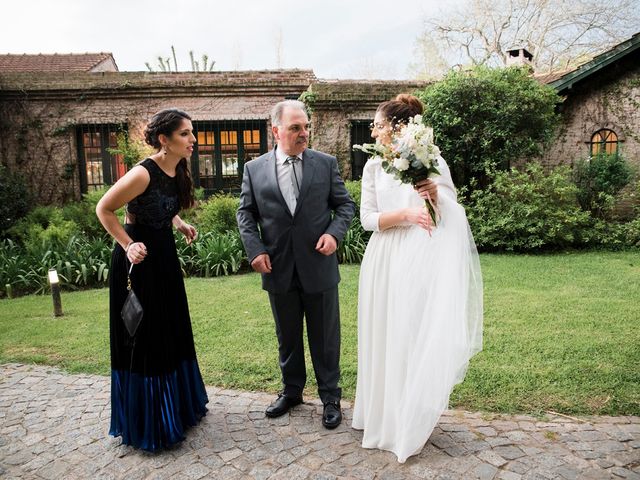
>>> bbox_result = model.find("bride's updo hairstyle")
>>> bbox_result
[377,93,424,128]
[144,108,195,209]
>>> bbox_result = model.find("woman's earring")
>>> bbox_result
[162,146,167,156]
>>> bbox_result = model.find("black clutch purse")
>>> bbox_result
[121,262,143,337]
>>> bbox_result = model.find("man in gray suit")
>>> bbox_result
[237,100,355,428]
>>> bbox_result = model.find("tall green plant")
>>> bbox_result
[337,180,369,263]
[418,66,560,191]
[572,153,634,219]
[187,232,244,277]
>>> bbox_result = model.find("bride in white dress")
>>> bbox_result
[352,94,483,463]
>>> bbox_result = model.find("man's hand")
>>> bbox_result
[415,178,438,206]
[315,234,337,256]
[251,253,272,273]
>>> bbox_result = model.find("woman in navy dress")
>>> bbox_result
[96,108,208,451]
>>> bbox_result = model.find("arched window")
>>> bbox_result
[590,129,618,156]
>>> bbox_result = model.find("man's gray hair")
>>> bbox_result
[271,100,307,126]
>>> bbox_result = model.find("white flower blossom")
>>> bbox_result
[393,156,410,171]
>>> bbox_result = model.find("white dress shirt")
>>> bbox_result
[275,148,303,214]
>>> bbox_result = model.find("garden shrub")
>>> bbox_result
[0,235,112,297]
[0,165,31,237]
[23,210,79,254]
[572,153,634,220]
[186,231,244,277]
[196,194,240,235]
[61,188,112,238]
[466,162,591,251]
[581,218,640,249]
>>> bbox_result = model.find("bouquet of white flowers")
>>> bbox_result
[354,114,441,226]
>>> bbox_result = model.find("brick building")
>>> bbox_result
[0,57,420,204]
[1,36,639,206]
[538,32,640,170]
[0,68,315,203]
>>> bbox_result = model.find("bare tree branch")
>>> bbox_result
[419,0,639,73]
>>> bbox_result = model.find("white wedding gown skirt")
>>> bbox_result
[352,157,483,463]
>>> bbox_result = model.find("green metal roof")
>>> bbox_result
[549,32,640,93]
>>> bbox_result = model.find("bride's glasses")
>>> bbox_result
[369,122,387,131]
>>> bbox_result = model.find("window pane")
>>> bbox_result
[78,124,125,191]
[86,161,104,186]
[219,130,238,177]
[590,129,618,156]
[84,132,101,146]
[199,154,215,176]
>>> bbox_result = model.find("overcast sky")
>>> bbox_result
[0,0,461,79]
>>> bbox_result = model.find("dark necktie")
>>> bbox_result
[285,156,301,198]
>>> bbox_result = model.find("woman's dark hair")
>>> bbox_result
[144,108,195,209]
[377,93,424,128]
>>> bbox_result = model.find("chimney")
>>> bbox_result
[505,46,534,69]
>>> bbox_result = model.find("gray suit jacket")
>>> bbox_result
[237,147,355,294]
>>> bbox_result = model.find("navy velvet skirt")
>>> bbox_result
[108,224,208,451]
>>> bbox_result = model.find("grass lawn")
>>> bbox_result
[1,251,638,416]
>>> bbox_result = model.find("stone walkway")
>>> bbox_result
[0,364,638,480]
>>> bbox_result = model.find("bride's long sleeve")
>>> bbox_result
[360,159,381,232]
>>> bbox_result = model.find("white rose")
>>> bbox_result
[420,154,432,167]
[394,156,410,171]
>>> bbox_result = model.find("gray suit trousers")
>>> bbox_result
[268,269,341,404]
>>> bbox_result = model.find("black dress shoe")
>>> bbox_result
[265,394,303,418]
[322,401,342,429]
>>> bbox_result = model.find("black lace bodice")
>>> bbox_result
[126,158,180,229]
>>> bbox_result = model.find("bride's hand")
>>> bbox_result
[415,179,438,206]
[404,207,433,232]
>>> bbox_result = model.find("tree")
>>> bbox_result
[145,46,215,72]
[407,30,449,80]
[189,51,216,72]
[420,0,639,73]
[418,66,560,190]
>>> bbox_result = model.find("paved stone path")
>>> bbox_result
[0,364,639,479]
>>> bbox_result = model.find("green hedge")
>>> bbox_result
[2,173,637,298]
